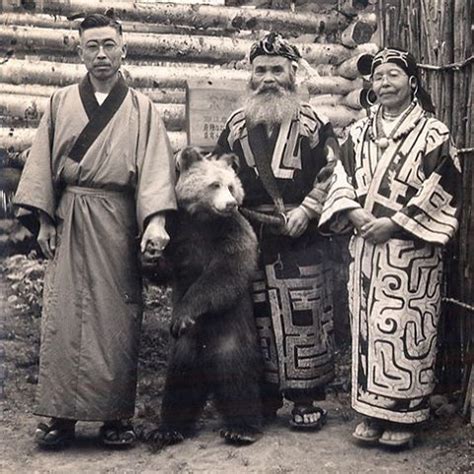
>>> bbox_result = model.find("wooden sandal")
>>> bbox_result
[379,426,415,448]
[35,418,76,448]
[289,405,328,430]
[352,418,384,443]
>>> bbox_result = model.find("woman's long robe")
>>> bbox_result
[320,103,462,423]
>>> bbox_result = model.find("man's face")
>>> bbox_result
[78,26,126,81]
[249,55,295,94]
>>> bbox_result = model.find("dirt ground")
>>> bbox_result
[1,267,473,473]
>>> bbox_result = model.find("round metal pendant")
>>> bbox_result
[377,137,389,150]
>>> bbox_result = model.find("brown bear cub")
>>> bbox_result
[147,147,263,447]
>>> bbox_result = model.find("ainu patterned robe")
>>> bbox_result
[320,102,462,423]
[14,75,177,421]
[218,104,350,392]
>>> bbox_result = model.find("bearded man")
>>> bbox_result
[216,33,350,430]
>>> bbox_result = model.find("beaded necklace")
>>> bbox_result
[369,102,417,151]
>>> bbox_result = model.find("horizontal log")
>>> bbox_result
[35,1,356,35]
[0,127,187,153]
[312,46,377,79]
[305,76,362,96]
[341,89,366,110]
[335,53,368,80]
[139,88,186,104]
[0,83,58,97]
[309,94,344,107]
[0,90,364,131]
[0,13,259,38]
[307,103,366,128]
[0,25,376,66]
[0,94,186,130]
[0,59,364,95]
[0,83,186,104]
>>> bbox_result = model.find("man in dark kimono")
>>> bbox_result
[217,33,348,430]
[13,14,177,448]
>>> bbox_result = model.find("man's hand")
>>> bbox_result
[140,213,170,256]
[37,212,56,259]
[283,207,310,238]
[347,208,375,234]
[360,217,399,244]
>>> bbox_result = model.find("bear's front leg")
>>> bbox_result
[170,303,197,338]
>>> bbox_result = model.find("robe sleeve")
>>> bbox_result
[390,125,461,245]
[135,97,177,233]
[300,123,359,230]
[13,93,57,224]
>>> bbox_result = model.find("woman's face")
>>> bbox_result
[372,63,412,111]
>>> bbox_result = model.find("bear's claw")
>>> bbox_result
[143,428,185,453]
[170,316,196,338]
[220,427,259,445]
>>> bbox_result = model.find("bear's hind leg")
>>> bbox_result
[212,334,263,445]
[147,336,208,447]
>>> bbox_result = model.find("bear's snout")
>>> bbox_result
[213,187,238,215]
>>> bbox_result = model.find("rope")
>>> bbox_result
[458,147,474,155]
[443,297,474,313]
[239,207,286,227]
[418,55,474,71]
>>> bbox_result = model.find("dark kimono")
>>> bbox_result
[217,104,349,393]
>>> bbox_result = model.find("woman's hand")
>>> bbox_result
[347,208,375,234]
[360,217,399,244]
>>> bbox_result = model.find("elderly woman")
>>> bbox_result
[319,48,462,448]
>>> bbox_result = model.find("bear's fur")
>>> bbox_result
[148,147,263,447]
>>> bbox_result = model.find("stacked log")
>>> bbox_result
[0,1,377,157]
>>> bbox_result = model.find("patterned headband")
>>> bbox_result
[357,48,418,77]
[249,33,301,63]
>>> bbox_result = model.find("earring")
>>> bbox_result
[360,88,377,108]
[409,76,418,96]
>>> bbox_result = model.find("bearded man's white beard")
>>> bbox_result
[244,86,300,129]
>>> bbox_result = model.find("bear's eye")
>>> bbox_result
[228,184,235,194]
[209,182,221,190]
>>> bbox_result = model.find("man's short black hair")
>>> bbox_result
[79,13,123,36]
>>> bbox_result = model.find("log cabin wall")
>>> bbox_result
[0,0,378,159]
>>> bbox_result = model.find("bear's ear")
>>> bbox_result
[177,147,203,172]
[218,153,240,173]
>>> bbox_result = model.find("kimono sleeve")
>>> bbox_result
[390,124,461,245]
[300,122,359,230]
[135,98,177,233]
[13,93,57,224]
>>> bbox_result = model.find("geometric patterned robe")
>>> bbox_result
[218,104,348,393]
[320,102,462,423]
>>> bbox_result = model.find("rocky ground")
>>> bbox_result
[0,257,473,473]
